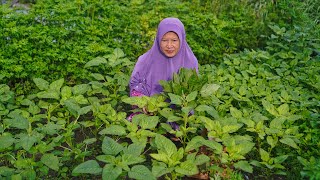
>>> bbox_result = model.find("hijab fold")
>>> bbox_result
[130,17,198,96]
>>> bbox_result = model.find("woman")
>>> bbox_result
[129,17,198,97]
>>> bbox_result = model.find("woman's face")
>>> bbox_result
[160,31,180,58]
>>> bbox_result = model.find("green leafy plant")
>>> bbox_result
[72,136,153,180]
[150,134,210,179]
[297,156,320,180]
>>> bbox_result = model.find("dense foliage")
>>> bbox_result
[2,0,317,87]
[0,0,319,179]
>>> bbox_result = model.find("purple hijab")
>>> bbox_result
[129,17,198,96]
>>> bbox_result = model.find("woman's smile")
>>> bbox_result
[160,31,180,58]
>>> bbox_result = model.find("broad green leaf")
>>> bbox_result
[168,93,182,105]
[0,95,12,103]
[140,116,159,129]
[297,156,309,166]
[187,153,198,165]
[98,104,117,116]
[284,126,299,135]
[175,161,198,176]
[241,70,250,80]
[240,118,255,128]
[102,137,123,156]
[72,84,90,95]
[61,86,72,100]
[167,115,183,122]
[181,106,193,115]
[230,107,243,118]
[250,160,262,167]
[122,96,148,108]
[0,166,15,176]
[160,123,173,132]
[37,91,60,100]
[159,108,174,118]
[64,99,80,117]
[0,135,15,150]
[96,155,115,164]
[194,154,210,166]
[203,140,223,154]
[269,25,286,35]
[20,99,33,106]
[150,153,170,164]
[102,164,122,180]
[49,78,64,92]
[132,114,147,125]
[139,129,157,138]
[200,83,220,97]
[274,155,289,164]
[99,125,126,136]
[20,169,36,180]
[89,81,104,90]
[277,104,289,116]
[28,104,41,115]
[251,112,269,122]
[171,148,184,163]
[195,105,219,119]
[270,117,286,129]
[91,73,105,81]
[19,135,37,151]
[186,91,198,102]
[286,115,303,123]
[79,105,92,115]
[155,135,177,157]
[79,121,95,128]
[152,163,171,178]
[125,120,139,132]
[72,160,102,175]
[280,90,290,101]
[267,136,278,148]
[128,165,156,180]
[260,148,270,162]
[262,100,278,116]
[11,174,22,179]
[239,85,247,96]
[4,113,28,129]
[0,84,10,94]
[198,116,220,132]
[222,124,242,133]
[85,57,108,68]
[124,143,146,157]
[256,121,265,132]
[33,78,49,90]
[159,80,172,93]
[274,170,287,175]
[185,136,205,152]
[41,154,59,171]
[41,122,63,135]
[234,161,253,173]
[172,83,182,95]
[83,138,97,145]
[113,48,125,59]
[247,64,257,75]
[236,141,255,155]
[73,95,89,104]
[121,154,145,165]
[280,137,299,149]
